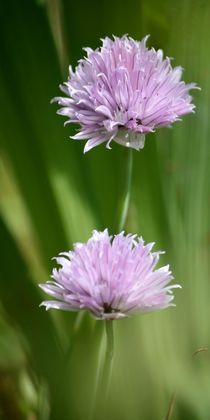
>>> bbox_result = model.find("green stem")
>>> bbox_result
[118,148,133,232]
[64,311,85,366]
[91,321,114,420]
[92,149,133,418]
[101,320,114,398]
[164,347,208,420]
[104,320,114,375]
[165,390,177,420]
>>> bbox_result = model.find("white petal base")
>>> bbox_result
[114,130,145,150]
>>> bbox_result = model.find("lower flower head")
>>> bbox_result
[52,35,197,153]
[39,229,180,320]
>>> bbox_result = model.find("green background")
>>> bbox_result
[0,0,210,419]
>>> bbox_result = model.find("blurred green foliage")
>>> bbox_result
[0,0,210,419]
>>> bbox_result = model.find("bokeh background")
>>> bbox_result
[0,0,210,419]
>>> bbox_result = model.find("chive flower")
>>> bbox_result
[52,35,197,152]
[39,229,180,320]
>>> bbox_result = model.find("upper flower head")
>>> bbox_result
[52,35,197,153]
[39,229,180,320]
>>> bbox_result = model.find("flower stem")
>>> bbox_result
[101,320,114,398]
[93,149,132,417]
[90,321,114,420]
[104,320,114,378]
[118,148,133,232]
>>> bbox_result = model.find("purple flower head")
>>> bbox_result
[52,35,197,153]
[39,229,180,320]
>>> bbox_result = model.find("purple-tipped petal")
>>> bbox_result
[39,229,180,320]
[52,35,198,152]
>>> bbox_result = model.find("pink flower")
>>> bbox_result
[39,229,180,320]
[52,35,197,153]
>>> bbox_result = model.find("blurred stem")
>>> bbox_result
[64,312,85,366]
[46,0,69,76]
[104,319,114,376]
[91,321,114,420]
[164,347,208,420]
[102,320,114,394]
[118,148,133,232]
[165,390,177,420]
